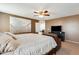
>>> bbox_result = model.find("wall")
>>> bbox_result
[31,20,38,33]
[45,15,79,42]
[0,13,10,32]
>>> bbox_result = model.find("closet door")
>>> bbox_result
[10,16,31,33]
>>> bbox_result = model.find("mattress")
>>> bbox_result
[2,33,57,55]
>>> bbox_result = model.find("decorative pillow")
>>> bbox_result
[0,33,20,54]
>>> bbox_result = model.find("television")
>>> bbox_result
[51,26,62,32]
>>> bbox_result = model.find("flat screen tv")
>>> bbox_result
[51,26,62,32]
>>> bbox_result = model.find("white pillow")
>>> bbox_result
[5,32,17,40]
[0,33,20,54]
[4,40,20,53]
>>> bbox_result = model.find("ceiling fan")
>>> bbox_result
[34,10,50,17]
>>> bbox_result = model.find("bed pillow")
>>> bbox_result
[4,39,20,53]
[0,33,20,54]
[5,32,17,40]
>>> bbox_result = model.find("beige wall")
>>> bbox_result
[45,15,79,42]
[31,20,38,33]
[0,13,10,32]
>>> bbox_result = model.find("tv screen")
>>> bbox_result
[51,26,62,32]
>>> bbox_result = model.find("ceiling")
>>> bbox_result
[0,3,79,20]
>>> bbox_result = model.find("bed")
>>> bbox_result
[0,32,61,55]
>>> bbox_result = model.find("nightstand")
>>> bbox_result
[51,31,65,41]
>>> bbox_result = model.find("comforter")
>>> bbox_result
[2,33,57,55]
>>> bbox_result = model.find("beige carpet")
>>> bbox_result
[56,41,79,55]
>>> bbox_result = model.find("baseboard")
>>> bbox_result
[66,40,79,45]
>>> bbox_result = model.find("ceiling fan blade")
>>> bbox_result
[34,11,38,13]
[45,14,50,16]
[42,13,50,16]
[44,10,48,13]
[47,14,50,16]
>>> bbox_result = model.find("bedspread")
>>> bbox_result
[2,33,57,55]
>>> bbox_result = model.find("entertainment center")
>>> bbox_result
[51,26,65,41]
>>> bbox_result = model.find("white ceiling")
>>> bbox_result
[0,3,79,20]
